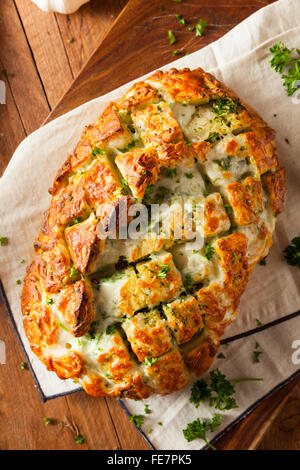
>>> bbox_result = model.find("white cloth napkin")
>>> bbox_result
[31,0,90,14]
[0,0,299,450]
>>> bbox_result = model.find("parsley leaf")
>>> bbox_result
[168,30,176,45]
[183,413,220,449]
[43,417,52,426]
[205,132,221,143]
[195,19,208,37]
[224,204,233,216]
[106,322,121,335]
[270,42,294,73]
[190,379,211,408]
[158,263,170,278]
[91,146,105,157]
[162,167,177,178]
[143,357,158,366]
[129,414,144,428]
[0,236,8,246]
[144,404,152,414]
[283,236,300,268]
[211,97,238,116]
[269,42,300,96]
[184,273,193,290]
[75,434,84,444]
[253,350,263,363]
[204,242,215,261]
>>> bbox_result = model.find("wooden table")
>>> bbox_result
[0,0,299,450]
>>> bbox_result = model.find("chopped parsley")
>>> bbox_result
[224,204,233,216]
[205,132,221,143]
[55,321,69,332]
[253,350,263,363]
[184,273,193,290]
[144,404,152,414]
[176,14,185,25]
[158,263,170,278]
[106,322,121,335]
[185,173,194,179]
[70,266,79,278]
[158,421,163,426]
[118,140,140,154]
[256,318,264,327]
[195,19,208,37]
[16,279,21,285]
[43,417,52,426]
[0,236,8,246]
[190,379,211,408]
[216,156,232,171]
[129,414,144,428]
[168,30,176,45]
[143,357,158,366]
[183,413,221,449]
[283,236,300,268]
[204,242,214,261]
[217,352,226,359]
[211,97,238,116]
[91,146,105,157]
[162,167,177,178]
[189,368,263,412]
[67,38,74,44]
[75,434,84,444]
[45,298,54,305]
[259,256,268,266]
[121,178,130,194]
[20,362,27,370]
[172,50,180,56]
[269,42,300,96]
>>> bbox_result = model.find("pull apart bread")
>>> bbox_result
[21,68,286,399]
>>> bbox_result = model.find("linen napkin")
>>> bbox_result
[31,0,90,14]
[0,0,299,449]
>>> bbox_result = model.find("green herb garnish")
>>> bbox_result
[195,19,208,37]
[168,30,176,45]
[106,322,121,335]
[70,266,79,278]
[55,321,69,332]
[75,434,84,444]
[45,298,54,305]
[158,263,170,278]
[91,146,105,157]
[211,97,238,116]
[205,132,221,143]
[43,417,52,426]
[283,236,300,268]
[204,242,215,261]
[20,362,27,370]
[144,404,152,414]
[183,413,221,449]
[143,357,158,366]
[269,42,300,96]
[0,236,8,246]
[224,204,233,216]
[129,414,144,428]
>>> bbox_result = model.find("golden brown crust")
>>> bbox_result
[115,148,160,200]
[57,280,95,337]
[262,167,286,215]
[183,333,220,376]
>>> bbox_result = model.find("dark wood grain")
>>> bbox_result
[46,0,276,122]
[0,0,298,450]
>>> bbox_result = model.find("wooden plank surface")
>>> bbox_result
[0,0,299,450]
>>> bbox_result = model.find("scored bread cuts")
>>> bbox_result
[21,68,286,399]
